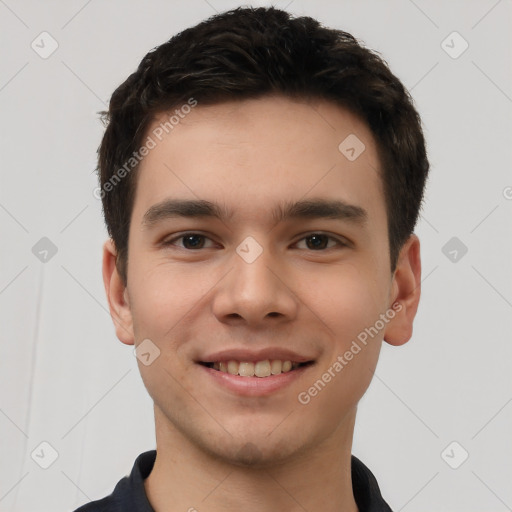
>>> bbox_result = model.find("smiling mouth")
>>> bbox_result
[198,359,314,377]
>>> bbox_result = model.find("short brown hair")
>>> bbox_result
[97,6,429,286]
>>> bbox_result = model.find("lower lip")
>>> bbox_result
[197,364,313,397]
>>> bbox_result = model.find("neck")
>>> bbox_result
[144,407,359,512]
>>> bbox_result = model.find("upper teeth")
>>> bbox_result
[212,360,300,377]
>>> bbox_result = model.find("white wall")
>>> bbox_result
[0,1,511,510]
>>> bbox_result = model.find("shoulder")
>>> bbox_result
[70,477,129,512]
[70,450,156,512]
[351,455,394,512]
[71,496,115,512]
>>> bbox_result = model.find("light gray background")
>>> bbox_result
[1,1,511,511]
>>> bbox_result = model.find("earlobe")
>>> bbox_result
[383,234,422,347]
[102,239,135,345]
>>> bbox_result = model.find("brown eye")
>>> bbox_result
[295,233,345,251]
[163,233,214,249]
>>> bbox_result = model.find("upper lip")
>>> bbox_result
[197,348,315,364]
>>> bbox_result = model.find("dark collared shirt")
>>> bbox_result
[72,450,393,511]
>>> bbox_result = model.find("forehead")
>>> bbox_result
[133,95,385,229]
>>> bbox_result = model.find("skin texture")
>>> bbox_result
[102,95,421,512]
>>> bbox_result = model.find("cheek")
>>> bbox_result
[128,264,198,404]
[297,277,385,419]
[323,270,388,396]
[129,261,208,337]
[303,263,388,340]
[304,266,387,391]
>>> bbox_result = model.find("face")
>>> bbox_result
[104,95,420,467]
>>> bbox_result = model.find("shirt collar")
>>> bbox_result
[110,450,393,512]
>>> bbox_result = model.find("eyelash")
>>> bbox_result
[161,232,348,251]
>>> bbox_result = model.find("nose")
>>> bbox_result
[211,240,299,328]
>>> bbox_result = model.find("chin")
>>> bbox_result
[202,432,307,469]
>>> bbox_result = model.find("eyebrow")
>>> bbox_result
[142,197,368,229]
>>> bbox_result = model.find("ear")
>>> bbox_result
[383,234,421,346]
[102,239,134,345]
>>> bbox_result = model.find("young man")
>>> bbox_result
[78,6,428,512]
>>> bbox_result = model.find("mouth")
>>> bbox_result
[198,359,315,378]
